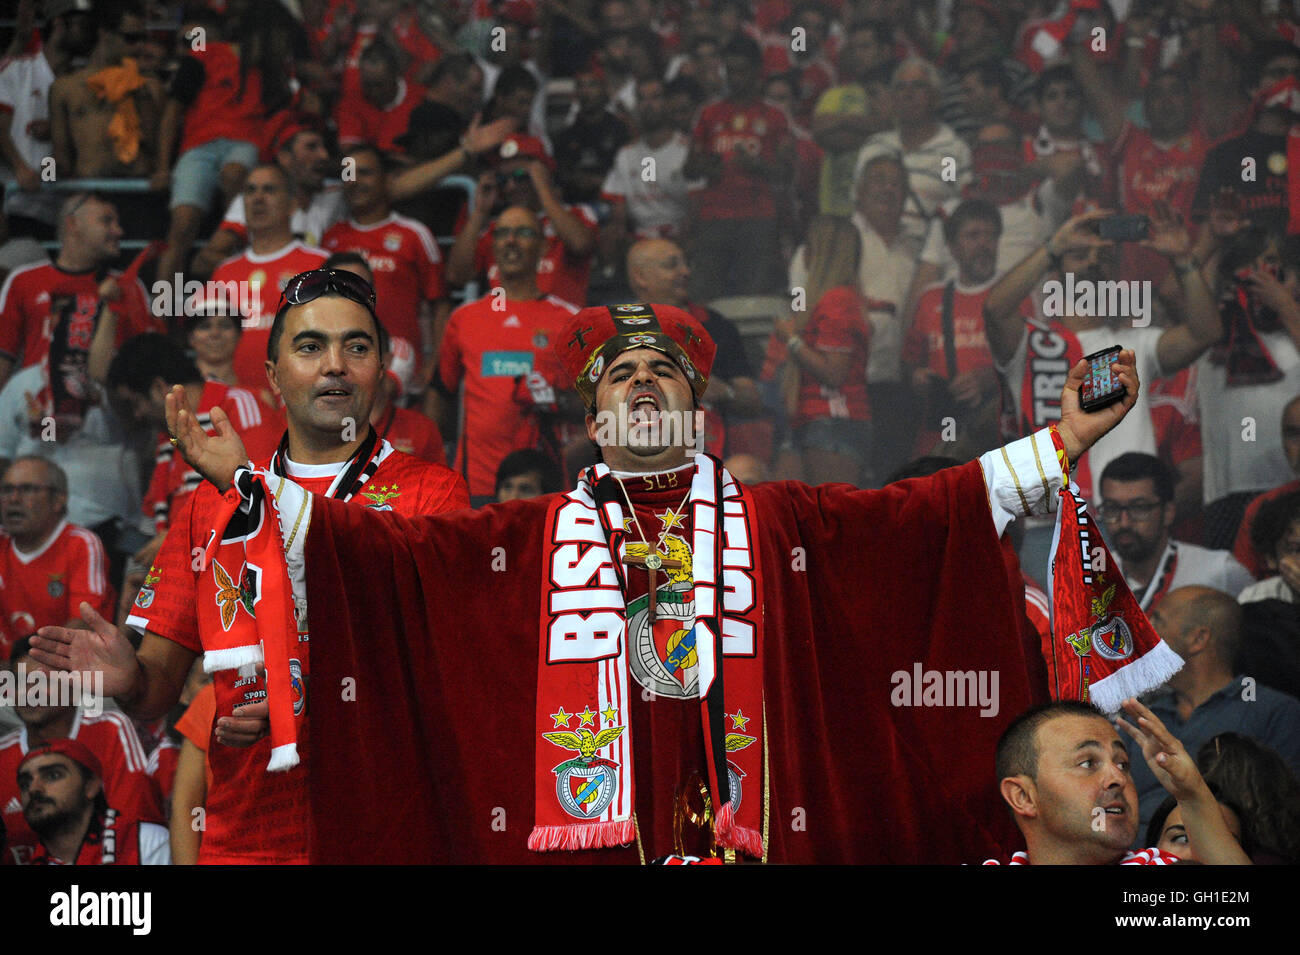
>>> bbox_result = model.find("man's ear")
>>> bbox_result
[84,773,103,803]
[264,359,282,401]
[1000,775,1038,820]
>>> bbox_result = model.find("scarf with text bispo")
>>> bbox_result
[201,430,387,771]
[529,454,766,859]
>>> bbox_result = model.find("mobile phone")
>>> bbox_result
[1098,214,1150,242]
[1080,346,1126,412]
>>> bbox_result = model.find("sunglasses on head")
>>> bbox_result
[276,268,377,318]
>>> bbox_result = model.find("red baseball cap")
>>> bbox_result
[494,134,555,171]
[556,304,715,408]
[19,738,104,781]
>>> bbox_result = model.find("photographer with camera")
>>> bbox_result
[443,134,599,307]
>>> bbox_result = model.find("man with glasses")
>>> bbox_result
[33,268,468,863]
[1099,453,1254,612]
[0,457,113,659]
[433,205,578,503]
[445,134,598,306]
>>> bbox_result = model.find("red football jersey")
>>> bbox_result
[209,240,328,390]
[690,98,792,220]
[335,78,426,155]
[1114,121,1209,223]
[176,42,266,154]
[374,403,446,466]
[434,293,578,497]
[124,440,468,863]
[0,261,157,372]
[472,206,598,307]
[141,381,283,534]
[0,522,115,658]
[26,809,167,865]
[322,213,444,360]
[0,711,163,865]
[147,737,180,806]
[902,281,996,379]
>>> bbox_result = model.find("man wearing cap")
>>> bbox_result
[2,636,162,865]
[445,134,599,307]
[56,299,1155,865]
[18,738,169,864]
[33,269,469,864]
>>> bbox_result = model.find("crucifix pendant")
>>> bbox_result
[624,549,682,625]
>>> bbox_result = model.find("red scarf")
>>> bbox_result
[1045,483,1182,712]
[529,455,766,858]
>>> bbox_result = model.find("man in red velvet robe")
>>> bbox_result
[50,303,1143,864]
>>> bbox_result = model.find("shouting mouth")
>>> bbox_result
[628,393,662,427]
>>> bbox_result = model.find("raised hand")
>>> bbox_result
[1141,200,1192,261]
[1115,698,1199,800]
[1055,348,1139,462]
[165,383,248,493]
[30,602,141,699]
[1047,207,1114,258]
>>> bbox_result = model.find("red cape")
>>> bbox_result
[304,461,1047,862]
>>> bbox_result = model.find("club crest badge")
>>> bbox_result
[625,535,697,699]
[47,574,64,599]
[1087,582,1133,661]
[289,659,307,716]
[725,732,756,811]
[362,483,401,511]
[627,334,657,345]
[213,558,260,631]
[384,232,402,251]
[542,725,626,818]
[134,568,161,609]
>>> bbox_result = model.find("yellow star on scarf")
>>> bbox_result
[622,515,635,531]
[729,708,750,731]
[657,506,687,532]
[550,706,572,728]
[602,704,618,725]
[577,706,596,727]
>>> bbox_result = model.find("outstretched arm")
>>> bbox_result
[1117,698,1252,865]
[29,603,195,721]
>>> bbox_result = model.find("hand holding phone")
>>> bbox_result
[1079,346,1127,412]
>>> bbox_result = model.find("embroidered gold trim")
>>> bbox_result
[1029,431,1052,502]
[1000,445,1031,516]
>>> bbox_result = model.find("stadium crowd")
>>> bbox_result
[0,0,1298,865]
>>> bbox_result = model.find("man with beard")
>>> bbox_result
[1,637,161,864]
[983,205,1221,498]
[19,738,168,864]
[1099,454,1253,611]
[986,698,1250,864]
[38,303,1179,865]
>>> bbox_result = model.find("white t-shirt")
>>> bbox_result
[602,133,698,240]
[1194,330,1300,502]
[222,183,347,248]
[0,52,59,222]
[1000,323,1168,494]
[1116,540,1256,610]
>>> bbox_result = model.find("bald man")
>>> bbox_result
[625,239,763,451]
[1129,585,1300,837]
[1233,394,1300,577]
